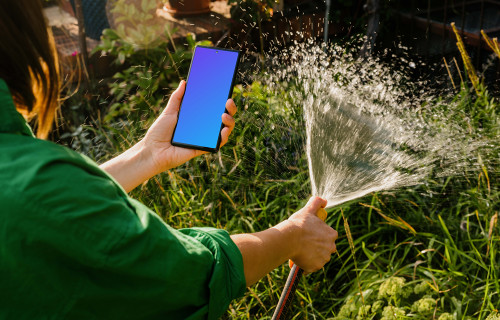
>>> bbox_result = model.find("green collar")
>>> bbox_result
[0,79,35,137]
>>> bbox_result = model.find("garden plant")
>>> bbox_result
[59,2,500,318]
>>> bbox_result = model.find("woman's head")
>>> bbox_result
[0,0,60,139]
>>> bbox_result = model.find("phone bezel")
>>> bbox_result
[171,45,241,153]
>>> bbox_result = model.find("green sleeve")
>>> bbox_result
[179,227,247,318]
[11,154,246,319]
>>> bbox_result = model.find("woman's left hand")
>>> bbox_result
[142,80,237,174]
[100,80,237,193]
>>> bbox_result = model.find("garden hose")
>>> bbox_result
[271,208,328,320]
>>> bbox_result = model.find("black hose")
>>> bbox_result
[270,264,304,320]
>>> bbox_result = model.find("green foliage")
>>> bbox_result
[61,8,212,156]
[133,80,310,233]
[486,312,500,320]
[80,74,498,318]
[224,78,498,319]
[324,84,499,320]
[331,277,441,319]
[91,0,211,129]
[94,28,212,125]
[439,313,454,320]
[381,306,406,320]
[411,297,435,315]
[109,0,166,48]
[69,24,500,319]
[377,277,408,302]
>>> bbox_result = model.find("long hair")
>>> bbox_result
[0,0,60,139]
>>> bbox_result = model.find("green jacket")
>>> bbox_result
[0,79,246,319]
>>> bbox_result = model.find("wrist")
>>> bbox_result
[273,219,302,261]
[100,139,159,193]
[133,139,161,178]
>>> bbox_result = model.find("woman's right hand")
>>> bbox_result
[286,196,338,273]
[230,196,338,286]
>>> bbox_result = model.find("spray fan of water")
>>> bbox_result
[259,41,491,208]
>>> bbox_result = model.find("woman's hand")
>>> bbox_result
[143,80,237,173]
[231,196,338,286]
[286,197,338,273]
[100,81,237,193]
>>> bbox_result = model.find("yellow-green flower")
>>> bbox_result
[486,312,500,320]
[438,313,454,320]
[411,297,435,315]
[381,305,406,320]
[378,277,406,301]
[356,305,372,319]
[372,300,385,313]
[413,281,429,295]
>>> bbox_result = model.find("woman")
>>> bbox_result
[0,0,338,318]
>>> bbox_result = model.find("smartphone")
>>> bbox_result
[171,46,240,152]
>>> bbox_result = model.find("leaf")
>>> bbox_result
[196,40,213,47]
[359,203,416,235]
[147,0,158,11]
[118,51,126,64]
[186,33,196,49]
[487,212,498,255]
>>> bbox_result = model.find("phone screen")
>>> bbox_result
[172,46,240,151]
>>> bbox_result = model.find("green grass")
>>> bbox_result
[60,35,499,319]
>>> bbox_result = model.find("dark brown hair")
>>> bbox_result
[0,0,60,139]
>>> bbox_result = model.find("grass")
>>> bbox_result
[59,31,499,319]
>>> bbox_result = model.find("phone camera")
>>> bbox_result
[216,51,218,53]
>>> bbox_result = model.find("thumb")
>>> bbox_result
[306,196,327,213]
[163,80,186,115]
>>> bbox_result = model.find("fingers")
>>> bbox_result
[330,229,338,253]
[306,196,328,213]
[302,252,332,273]
[220,99,237,147]
[225,99,237,116]
[163,81,186,115]
[314,229,338,269]
[219,117,234,146]
[222,113,236,130]
[219,115,234,146]
[193,149,208,158]
[331,228,338,242]
[302,231,337,273]
[220,127,230,147]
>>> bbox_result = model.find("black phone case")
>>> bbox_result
[171,45,241,153]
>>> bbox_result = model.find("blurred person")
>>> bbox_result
[0,0,338,318]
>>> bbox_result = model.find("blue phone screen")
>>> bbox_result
[172,47,239,149]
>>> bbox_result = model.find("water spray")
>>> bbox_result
[266,15,490,315]
[271,2,334,318]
